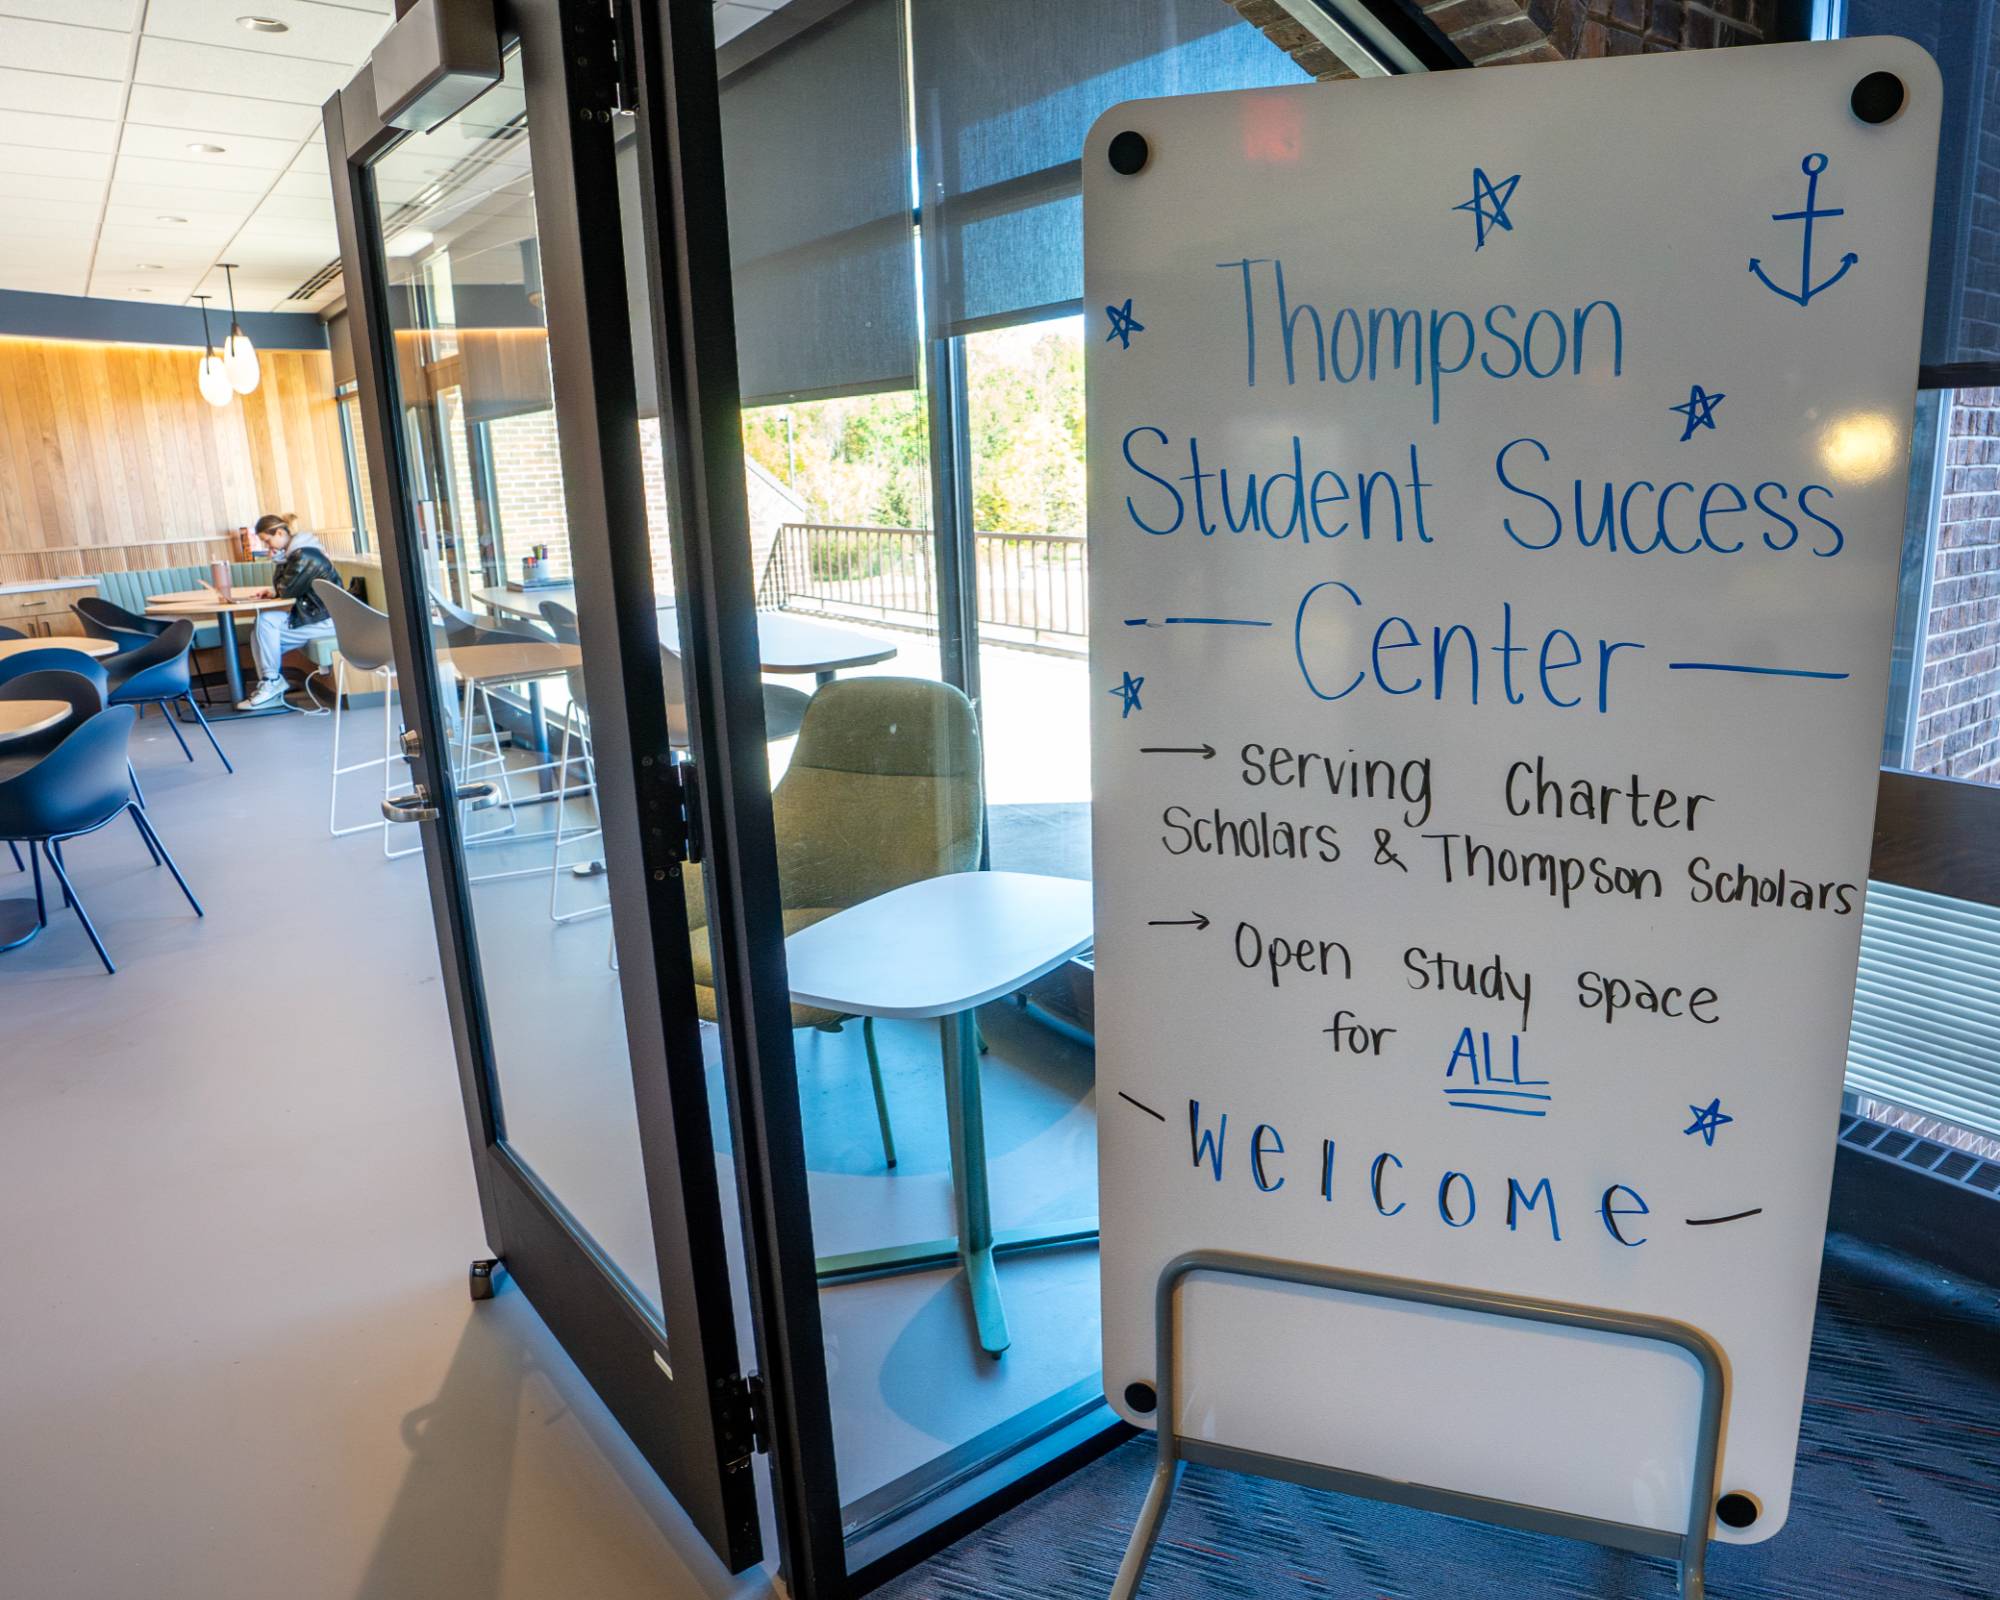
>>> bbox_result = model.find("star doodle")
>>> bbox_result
[1109,669,1145,718]
[1453,167,1520,251]
[1670,384,1726,442]
[1684,1097,1735,1147]
[1104,297,1145,349]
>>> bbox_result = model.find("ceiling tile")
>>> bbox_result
[124,84,322,141]
[113,154,279,195]
[0,194,106,223]
[98,224,239,255]
[109,178,262,211]
[135,35,352,105]
[145,0,388,64]
[0,223,102,252]
[0,66,126,121]
[103,201,253,231]
[0,143,112,180]
[0,107,119,154]
[0,17,129,79]
[0,273,90,295]
[0,171,108,204]
[270,165,351,199]
[248,191,335,222]
[231,219,340,257]
[119,121,301,171]
[0,0,139,30]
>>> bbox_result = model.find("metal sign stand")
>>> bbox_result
[1109,1250,1729,1600]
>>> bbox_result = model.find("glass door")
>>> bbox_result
[325,3,761,1573]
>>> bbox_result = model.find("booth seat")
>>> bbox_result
[92,555,381,670]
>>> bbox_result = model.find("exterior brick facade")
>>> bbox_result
[1912,389,2000,783]
[1227,0,1775,75]
[482,407,801,600]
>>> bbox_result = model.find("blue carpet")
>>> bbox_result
[880,1235,2000,1598]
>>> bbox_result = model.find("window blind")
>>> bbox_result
[719,0,918,406]
[1847,880,2000,1140]
[911,0,1308,337]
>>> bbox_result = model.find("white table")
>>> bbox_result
[784,871,1095,1356]
[472,586,899,684]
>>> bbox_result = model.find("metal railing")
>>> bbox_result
[758,522,1088,652]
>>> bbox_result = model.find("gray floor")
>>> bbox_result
[0,702,1101,1596]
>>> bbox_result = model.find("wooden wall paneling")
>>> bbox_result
[0,337,352,580]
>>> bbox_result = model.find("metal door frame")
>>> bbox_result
[324,0,761,1568]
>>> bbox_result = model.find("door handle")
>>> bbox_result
[382,788,440,823]
[382,782,503,824]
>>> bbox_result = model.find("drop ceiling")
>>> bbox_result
[0,0,787,317]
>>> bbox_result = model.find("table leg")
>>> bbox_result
[941,1008,1010,1356]
[218,614,247,706]
[815,669,835,687]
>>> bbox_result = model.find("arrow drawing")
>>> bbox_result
[1147,912,1210,930]
[1749,153,1857,307]
[1139,743,1215,759]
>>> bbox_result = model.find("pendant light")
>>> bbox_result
[219,262,260,394]
[193,294,233,408]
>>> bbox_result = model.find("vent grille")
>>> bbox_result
[1839,1110,2000,1200]
[286,259,343,304]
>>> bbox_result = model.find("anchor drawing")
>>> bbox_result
[1748,153,1857,307]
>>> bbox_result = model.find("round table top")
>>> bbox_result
[146,588,293,613]
[0,699,67,743]
[782,872,1095,1019]
[440,641,583,682]
[0,634,117,661]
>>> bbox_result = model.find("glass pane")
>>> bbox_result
[1884,388,2000,785]
[964,314,1091,880]
[368,52,668,1321]
[1841,1,2000,368]
[338,389,378,549]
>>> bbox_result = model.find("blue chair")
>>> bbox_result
[106,617,232,774]
[0,668,103,876]
[73,597,168,656]
[0,704,201,974]
[0,624,24,641]
[0,650,147,806]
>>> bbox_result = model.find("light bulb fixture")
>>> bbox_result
[193,295,232,408]
[187,142,226,155]
[157,214,187,224]
[237,15,288,31]
[219,261,260,395]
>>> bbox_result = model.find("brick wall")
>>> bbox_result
[480,407,800,600]
[1228,0,1775,72]
[1911,389,2000,782]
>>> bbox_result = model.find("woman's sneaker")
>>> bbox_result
[236,678,287,711]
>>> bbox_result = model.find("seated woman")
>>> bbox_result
[237,513,340,710]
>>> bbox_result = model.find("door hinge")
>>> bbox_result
[641,754,702,869]
[716,1371,767,1466]
[606,0,640,114]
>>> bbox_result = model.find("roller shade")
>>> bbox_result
[1847,881,2000,1140]
[911,0,1307,337]
[719,0,918,406]
[1845,1,2000,370]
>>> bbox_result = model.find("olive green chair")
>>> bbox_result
[686,675,984,1167]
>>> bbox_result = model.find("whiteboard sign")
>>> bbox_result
[1087,41,1938,1543]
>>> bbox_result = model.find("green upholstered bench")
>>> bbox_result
[92,555,382,672]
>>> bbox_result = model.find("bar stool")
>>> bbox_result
[314,580,419,859]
